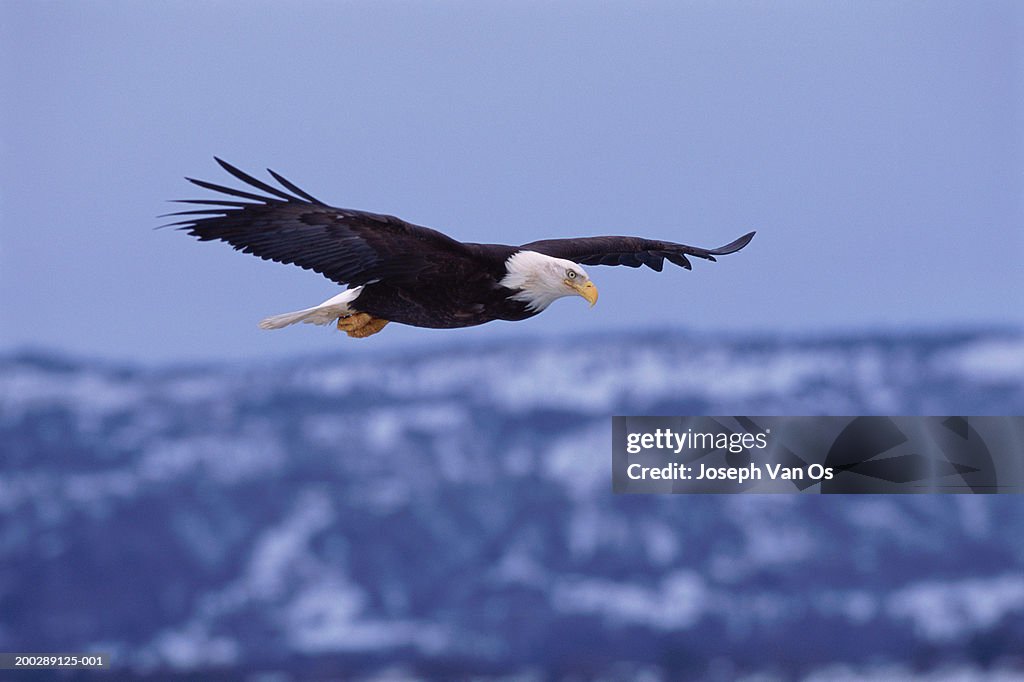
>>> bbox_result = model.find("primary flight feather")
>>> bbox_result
[168,159,755,338]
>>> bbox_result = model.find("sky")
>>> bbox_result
[1,1,1021,363]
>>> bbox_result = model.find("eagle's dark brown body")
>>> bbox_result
[346,243,535,329]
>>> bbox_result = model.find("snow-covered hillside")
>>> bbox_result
[1,330,1022,679]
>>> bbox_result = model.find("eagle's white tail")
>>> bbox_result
[258,287,364,330]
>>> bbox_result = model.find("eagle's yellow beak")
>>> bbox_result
[569,280,599,307]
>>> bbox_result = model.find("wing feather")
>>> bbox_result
[267,168,325,204]
[213,157,297,202]
[184,177,271,203]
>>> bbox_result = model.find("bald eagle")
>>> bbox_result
[167,159,754,338]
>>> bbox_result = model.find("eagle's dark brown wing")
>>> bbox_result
[519,232,755,272]
[164,158,477,287]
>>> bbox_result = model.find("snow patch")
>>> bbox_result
[554,571,708,630]
[888,574,1024,642]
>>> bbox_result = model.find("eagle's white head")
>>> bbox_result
[500,250,599,312]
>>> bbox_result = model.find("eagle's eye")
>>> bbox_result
[566,269,577,280]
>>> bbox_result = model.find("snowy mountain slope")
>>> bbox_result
[0,329,1022,678]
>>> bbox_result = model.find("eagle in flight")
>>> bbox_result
[167,159,755,338]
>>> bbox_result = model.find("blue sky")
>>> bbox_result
[1,1,1020,362]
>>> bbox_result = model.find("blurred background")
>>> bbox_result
[1,1,1022,679]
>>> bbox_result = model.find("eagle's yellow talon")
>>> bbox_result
[336,312,371,332]
[336,313,389,338]
[348,318,389,338]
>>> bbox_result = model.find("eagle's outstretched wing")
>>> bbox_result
[163,158,473,287]
[519,232,755,272]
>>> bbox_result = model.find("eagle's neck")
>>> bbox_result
[499,250,570,312]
